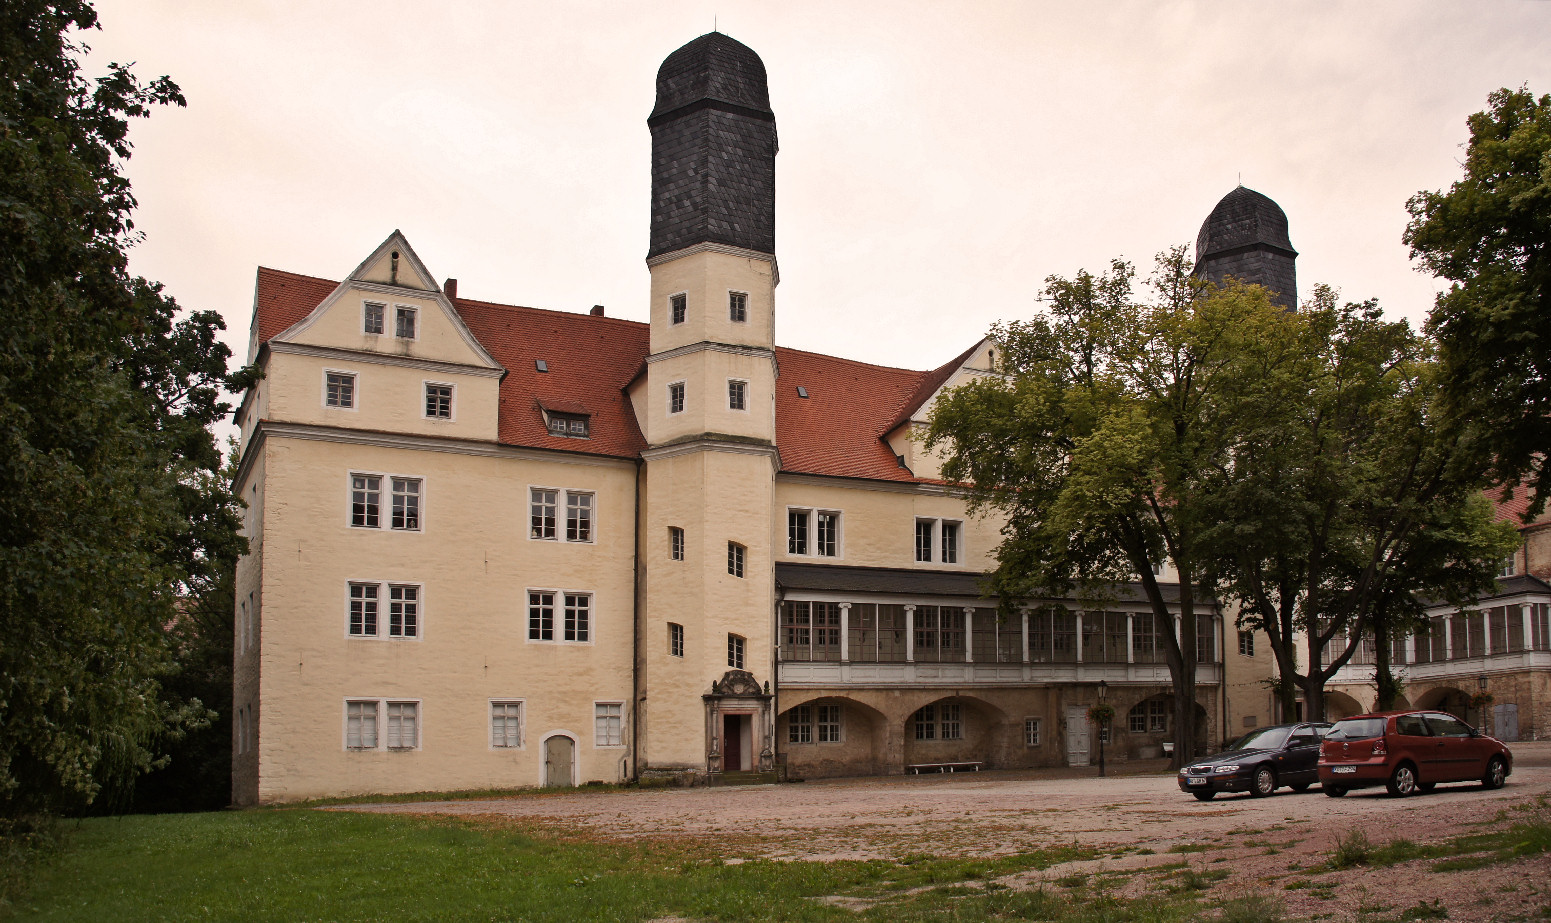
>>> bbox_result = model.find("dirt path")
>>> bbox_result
[342,743,1551,921]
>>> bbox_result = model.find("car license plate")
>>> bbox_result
[1187,777,1207,786]
[1331,766,1357,774]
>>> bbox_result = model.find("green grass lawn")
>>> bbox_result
[5,808,1230,923]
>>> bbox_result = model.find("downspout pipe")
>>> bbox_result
[631,457,643,782]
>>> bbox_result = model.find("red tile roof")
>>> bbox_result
[1487,482,1551,529]
[252,268,967,481]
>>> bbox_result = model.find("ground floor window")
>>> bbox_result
[491,701,523,748]
[346,700,377,749]
[386,701,419,750]
[817,705,842,743]
[595,702,623,747]
[912,703,963,740]
[1128,699,1169,733]
[1024,717,1041,746]
[788,705,812,744]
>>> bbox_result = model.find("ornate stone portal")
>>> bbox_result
[704,670,775,772]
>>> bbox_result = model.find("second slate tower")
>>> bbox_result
[638,33,781,780]
[1193,186,1298,310]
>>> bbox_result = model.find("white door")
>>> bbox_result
[1065,706,1090,767]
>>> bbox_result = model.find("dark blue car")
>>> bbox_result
[1178,722,1332,801]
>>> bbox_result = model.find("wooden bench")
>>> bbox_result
[906,761,984,774]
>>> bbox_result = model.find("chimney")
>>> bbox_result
[443,278,458,300]
[590,305,605,316]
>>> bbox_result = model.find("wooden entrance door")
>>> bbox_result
[543,735,574,786]
[723,714,744,771]
[1065,706,1090,768]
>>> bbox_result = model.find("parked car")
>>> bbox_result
[1318,710,1512,798]
[1177,722,1331,801]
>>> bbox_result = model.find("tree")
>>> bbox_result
[1406,87,1551,514]
[1201,290,1518,720]
[0,1,252,820]
[926,248,1287,767]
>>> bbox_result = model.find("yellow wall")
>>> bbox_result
[647,249,776,355]
[774,476,998,571]
[264,350,500,443]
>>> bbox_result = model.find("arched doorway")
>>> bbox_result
[542,733,576,787]
[1415,687,1471,722]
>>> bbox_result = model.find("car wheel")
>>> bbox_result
[1289,782,1311,792]
[1387,762,1419,797]
[1323,785,1346,798]
[1251,766,1276,797]
[1482,756,1507,790]
[1193,791,1215,801]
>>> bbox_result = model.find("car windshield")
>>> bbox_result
[1326,717,1386,740]
[1229,727,1292,751]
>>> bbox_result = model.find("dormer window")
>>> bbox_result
[546,413,590,439]
[395,306,417,339]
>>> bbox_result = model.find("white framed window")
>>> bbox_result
[594,702,624,747]
[490,700,524,749]
[564,593,591,642]
[351,474,381,528]
[566,492,594,542]
[348,582,379,636]
[346,700,378,749]
[1024,717,1041,747]
[527,590,592,644]
[391,477,422,531]
[817,704,842,743]
[914,519,933,562]
[728,633,745,669]
[727,542,745,578]
[1498,555,1517,578]
[324,371,356,409]
[363,301,385,335]
[788,509,841,558]
[546,412,590,438]
[669,622,684,656]
[669,526,685,561]
[670,292,687,325]
[346,581,421,640]
[788,510,809,555]
[528,591,554,641]
[728,379,747,411]
[530,488,595,542]
[788,705,812,744]
[729,291,748,323]
[386,700,419,750]
[1238,630,1255,657]
[668,381,686,414]
[914,518,963,564]
[395,305,417,339]
[424,382,454,420]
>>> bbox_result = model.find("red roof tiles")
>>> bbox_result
[252,268,963,481]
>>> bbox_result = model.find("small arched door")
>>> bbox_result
[543,735,575,787]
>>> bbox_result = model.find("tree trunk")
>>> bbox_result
[1171,581,1200,768]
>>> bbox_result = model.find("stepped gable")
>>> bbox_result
[774,347,927,482]
[648,32,778,259]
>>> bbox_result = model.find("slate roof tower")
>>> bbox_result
[1193,186,1298,310]
[648,32,777,259]
[639,33,782,779]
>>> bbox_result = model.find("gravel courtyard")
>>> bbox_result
[346,742,1551,921]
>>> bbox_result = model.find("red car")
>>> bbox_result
[1319,710,1512,797]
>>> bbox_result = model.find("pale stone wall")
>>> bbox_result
[231,445,267,806]
[249,433,636,802]
[1220,601,1280,741]
[647,250,776,355]
[263,350,500,443]
[773,477,999,571]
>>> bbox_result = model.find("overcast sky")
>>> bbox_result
[87,1,1551,378]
